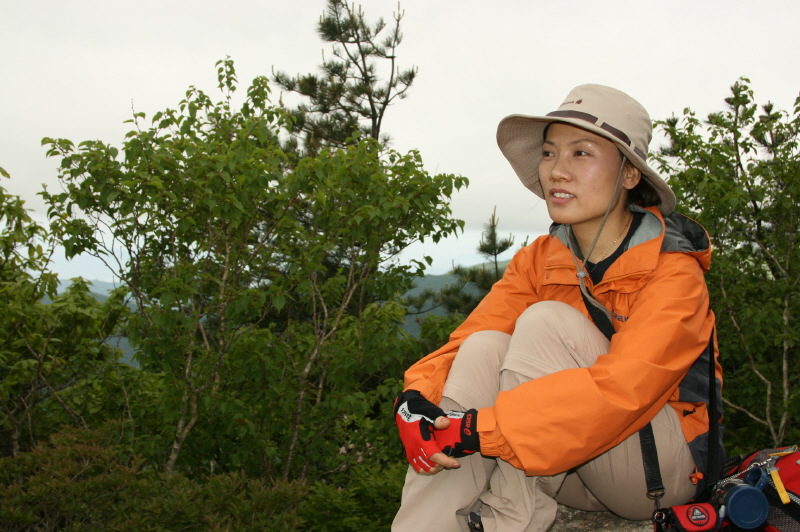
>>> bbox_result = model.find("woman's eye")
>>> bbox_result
[542,150,553,158]
[575,150,589,156]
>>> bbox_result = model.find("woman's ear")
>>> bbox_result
[623,162,642,190]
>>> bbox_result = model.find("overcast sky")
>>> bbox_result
[2,0,799,280]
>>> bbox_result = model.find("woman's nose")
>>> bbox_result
[549,156,571,181]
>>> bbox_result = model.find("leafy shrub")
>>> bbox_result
[0,423,307,531]
[297,461,407,531]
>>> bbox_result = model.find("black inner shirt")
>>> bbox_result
[585,211,645,285]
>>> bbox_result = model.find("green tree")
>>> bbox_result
[273,0,416,155]
[42,58,466,479]
[0,178,126,457]
[655,78,800,450]
[271,0,419,346]
[478,206,515,279]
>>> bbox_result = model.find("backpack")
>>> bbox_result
[653,445,800,531]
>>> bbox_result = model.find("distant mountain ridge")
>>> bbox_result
[404,258,511,297]
[402,258,511,336]
[56,258,510,363]
[61,258,512,301]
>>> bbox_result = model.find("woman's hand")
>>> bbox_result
[393,390,477,474]
[416,416,463,475]
[393,390,461,473]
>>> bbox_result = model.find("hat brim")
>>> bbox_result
[496,114,676,216]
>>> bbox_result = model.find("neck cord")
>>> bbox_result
[566,156,628,323]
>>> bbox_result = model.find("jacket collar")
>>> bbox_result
[543,205,711,288]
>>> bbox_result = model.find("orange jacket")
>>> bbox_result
[404,206,722,476]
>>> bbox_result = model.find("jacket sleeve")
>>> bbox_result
[477,251,714,475]
[403,242,543,403]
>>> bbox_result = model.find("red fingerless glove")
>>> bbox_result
[434,409,480,457]
[393,390,446,472]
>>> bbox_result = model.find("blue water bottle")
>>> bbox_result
[715,468,770,530]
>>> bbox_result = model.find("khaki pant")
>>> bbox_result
[392,301,696,532]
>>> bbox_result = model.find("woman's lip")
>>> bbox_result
[549,189,575,205]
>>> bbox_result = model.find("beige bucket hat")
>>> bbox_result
[496,84,675,215]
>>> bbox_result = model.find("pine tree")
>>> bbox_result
[273,0,417,156]
[478,207,515,279]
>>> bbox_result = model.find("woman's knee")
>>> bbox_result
[450,331,510,380]
[442,330,510,409]
[503,301,608,377]
[514,301,588,333]
[459,330,511,363]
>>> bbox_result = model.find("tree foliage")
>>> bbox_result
[0,3,464,526]
[273,0,417,156]
[0,179,127,458]
[0,423,309,531]
[40,58,466,480]
[655,78,800,450]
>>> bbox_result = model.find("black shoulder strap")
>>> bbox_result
[581,289,615,339]
[580,289,666,506]
[706,329,722,488]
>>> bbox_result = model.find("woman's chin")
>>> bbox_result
[546,208,577,226]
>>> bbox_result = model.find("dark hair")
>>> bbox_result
[626,173,661,208]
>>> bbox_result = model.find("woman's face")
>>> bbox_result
[538,123,639,230]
